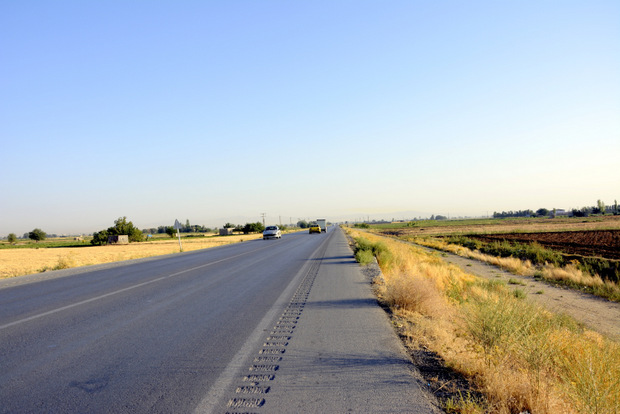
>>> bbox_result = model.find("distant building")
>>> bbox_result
[107,235,129,244]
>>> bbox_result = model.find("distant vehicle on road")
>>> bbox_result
[263,226,282,239]
[316,219,327,233]
[309,223,321,234]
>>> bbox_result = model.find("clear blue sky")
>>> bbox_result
[2,1,619,235]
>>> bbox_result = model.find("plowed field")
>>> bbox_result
[466,230,620,260]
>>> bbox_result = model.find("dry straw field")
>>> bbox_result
[0,234,262,278]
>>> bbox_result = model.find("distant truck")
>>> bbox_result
[316,219,327,233]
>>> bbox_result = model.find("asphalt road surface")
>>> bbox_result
[0,227,438,413]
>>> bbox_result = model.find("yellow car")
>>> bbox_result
[309,223,321,234]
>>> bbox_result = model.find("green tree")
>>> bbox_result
[536,208,549,217]
[165,226,175,238]
[28,228,46,242]
[91,217,144,245]
[114,217,143,242]
[91,230,110,246]
[243,222,265,234]
[597,199,606,215]
[7,233,17,244]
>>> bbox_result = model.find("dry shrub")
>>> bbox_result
[486,255,534,276]
[461,286,576,413]
[365,234,477,294]
[552,330,620,414]
[53,254,77,270]
[541,263,603,287]
[414,236,620,301]
[540,263,620,301]
[482,369,536,414]
[393,309,457,353]
[414,237,535,276]
[384,271,446,318]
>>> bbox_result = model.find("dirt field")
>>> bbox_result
[379,216,620,237]
[377,216,620,259]
[465,230,620,260]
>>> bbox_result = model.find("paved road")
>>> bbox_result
[0,228,438,413]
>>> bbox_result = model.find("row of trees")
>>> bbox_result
[4,217,272,245]
[5,230,43,244]
[493,209,536,218]
[571,199,619,217]
[223,222,266,234]
[296,220,326,228]
[142,219,213,235]
[429,214,448,220]
[5,229,47,244]
[493,200,619,218]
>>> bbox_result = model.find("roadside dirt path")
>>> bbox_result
[419,245,620,341]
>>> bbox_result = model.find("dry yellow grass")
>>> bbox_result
[0,234,262,278]
[345,227,620,414]
[411,236,620,301]
[414,237,536,276]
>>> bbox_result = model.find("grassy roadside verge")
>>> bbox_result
[346,227,620,414]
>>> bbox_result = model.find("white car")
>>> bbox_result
[263,225,282,240]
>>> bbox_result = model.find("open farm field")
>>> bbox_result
[375,215,620,237]
[466,230,620,260]
[0,237,92,249]
[0,234,262,278]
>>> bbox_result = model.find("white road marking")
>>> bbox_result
[0,245,274,331]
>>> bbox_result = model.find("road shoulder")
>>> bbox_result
[262,228,441,413]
